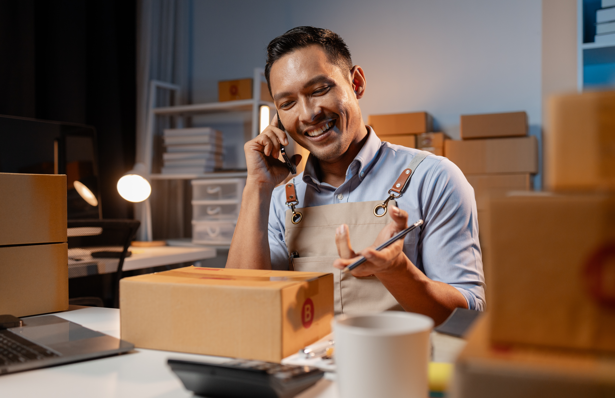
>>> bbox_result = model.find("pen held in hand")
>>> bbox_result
[341,219,424,274]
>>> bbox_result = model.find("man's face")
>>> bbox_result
[269,45,365,163]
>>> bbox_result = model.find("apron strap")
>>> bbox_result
[374,150,431,217]
[389,151,431,196]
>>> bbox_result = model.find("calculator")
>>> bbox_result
[167,358,325,398]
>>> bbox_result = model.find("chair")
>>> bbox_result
[68,219,140,308]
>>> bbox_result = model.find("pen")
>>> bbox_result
[342,219,424,274]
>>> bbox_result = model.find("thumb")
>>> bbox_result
[389,205,408,233]
[335,224,356,259]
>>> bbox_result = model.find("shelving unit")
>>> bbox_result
[578,0,615,89]
[137,68,274,243]
[145,68,274,180]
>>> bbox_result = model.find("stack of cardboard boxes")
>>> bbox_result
[368,111,450,155]
[450,91,615,397]
[444,111,537,250]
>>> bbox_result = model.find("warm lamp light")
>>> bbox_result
[117,163,151,203]
[259,105,270,133]
[74,180,99,207]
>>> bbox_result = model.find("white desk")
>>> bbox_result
[68,246,217,278]
[0,307,465,397]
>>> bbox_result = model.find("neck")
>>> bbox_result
[318,125,369,187]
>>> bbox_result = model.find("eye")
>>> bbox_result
[279,101,295,110]
[313,85,331,95]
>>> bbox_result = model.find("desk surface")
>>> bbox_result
[68,246,217,278]
[0,307,464,397]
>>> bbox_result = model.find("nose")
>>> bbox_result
[298,97,324,126]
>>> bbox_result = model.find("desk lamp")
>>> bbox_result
[117,163,163,246]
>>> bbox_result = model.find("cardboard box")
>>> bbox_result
[0,173,68,317]
[368,112,431,135]
[120,267,334,362]
[545,91,615,191]
[450,316,615,398]
[444,137,538,175]
[218,78,274,102]
[378,134,416,148]
[467,174,531,208]
[483,193,615,353]
[460,111,527,140]
[417,132,449,149]
[0,173,67,246]
[422,147,444,156]
[0,243,68,317]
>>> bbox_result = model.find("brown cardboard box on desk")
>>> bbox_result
[450,316,615,398]
[484,192,615,353]
[0,173,68,317]
[120,267,334,362]
[545,90,615,191]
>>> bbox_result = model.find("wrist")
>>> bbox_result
[245,176,276,192]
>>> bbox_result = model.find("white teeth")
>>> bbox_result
[306,121,333,137]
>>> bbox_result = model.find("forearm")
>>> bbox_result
[226,180,274,269]
[376,255,468,325]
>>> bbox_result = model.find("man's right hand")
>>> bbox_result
[244,115,302,188]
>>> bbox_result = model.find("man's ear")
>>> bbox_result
[350,65,366,99]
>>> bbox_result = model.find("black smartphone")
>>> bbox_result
[277,112,296,175]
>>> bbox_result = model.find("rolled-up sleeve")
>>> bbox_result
[417,158,486,310]
[268,187,291,270]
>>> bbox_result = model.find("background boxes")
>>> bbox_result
[545,91,615,191]
[0,173,68,317]
[444,137,538,175]
[460,111,527,140]
[120,267,334,363]
[218,78,273,102]
[483,192,615,353]
[368,112,432,135]
[377,134,416,148]
[451,316,615,398]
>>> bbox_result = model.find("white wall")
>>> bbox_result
[192,0,567,188]
[288,0,543,137]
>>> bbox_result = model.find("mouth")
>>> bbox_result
[304,120,335,138]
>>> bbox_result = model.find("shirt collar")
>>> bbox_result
[302,126,383,190]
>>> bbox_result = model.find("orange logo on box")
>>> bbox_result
[230,85,238,96]
[302,298,314,329]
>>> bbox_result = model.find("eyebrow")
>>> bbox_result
[273,75,334,102]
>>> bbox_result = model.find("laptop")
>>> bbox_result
[0,314,134,375]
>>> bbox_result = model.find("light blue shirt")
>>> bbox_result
[268,127,486,310]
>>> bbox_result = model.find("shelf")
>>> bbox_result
[583,42,615,65]
[153,99,275,116]
[150,171,248,180]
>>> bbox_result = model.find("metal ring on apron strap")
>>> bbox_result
[374,193,396,217]
[285,182,303,224]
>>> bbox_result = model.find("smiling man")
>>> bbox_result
[227,26,485,324]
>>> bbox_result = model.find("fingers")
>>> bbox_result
[389,205,408,233]
[335,224,356,259]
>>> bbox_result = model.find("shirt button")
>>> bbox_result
[337,193,344,200]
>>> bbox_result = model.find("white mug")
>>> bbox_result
[333,312,433,398]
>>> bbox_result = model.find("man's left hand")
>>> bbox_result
[333,205,409,277]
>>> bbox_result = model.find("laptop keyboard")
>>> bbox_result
[0,330,60,366]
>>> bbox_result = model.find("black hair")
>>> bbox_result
[265,26,353,95]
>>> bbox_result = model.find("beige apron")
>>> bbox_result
[284,151,430,315]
